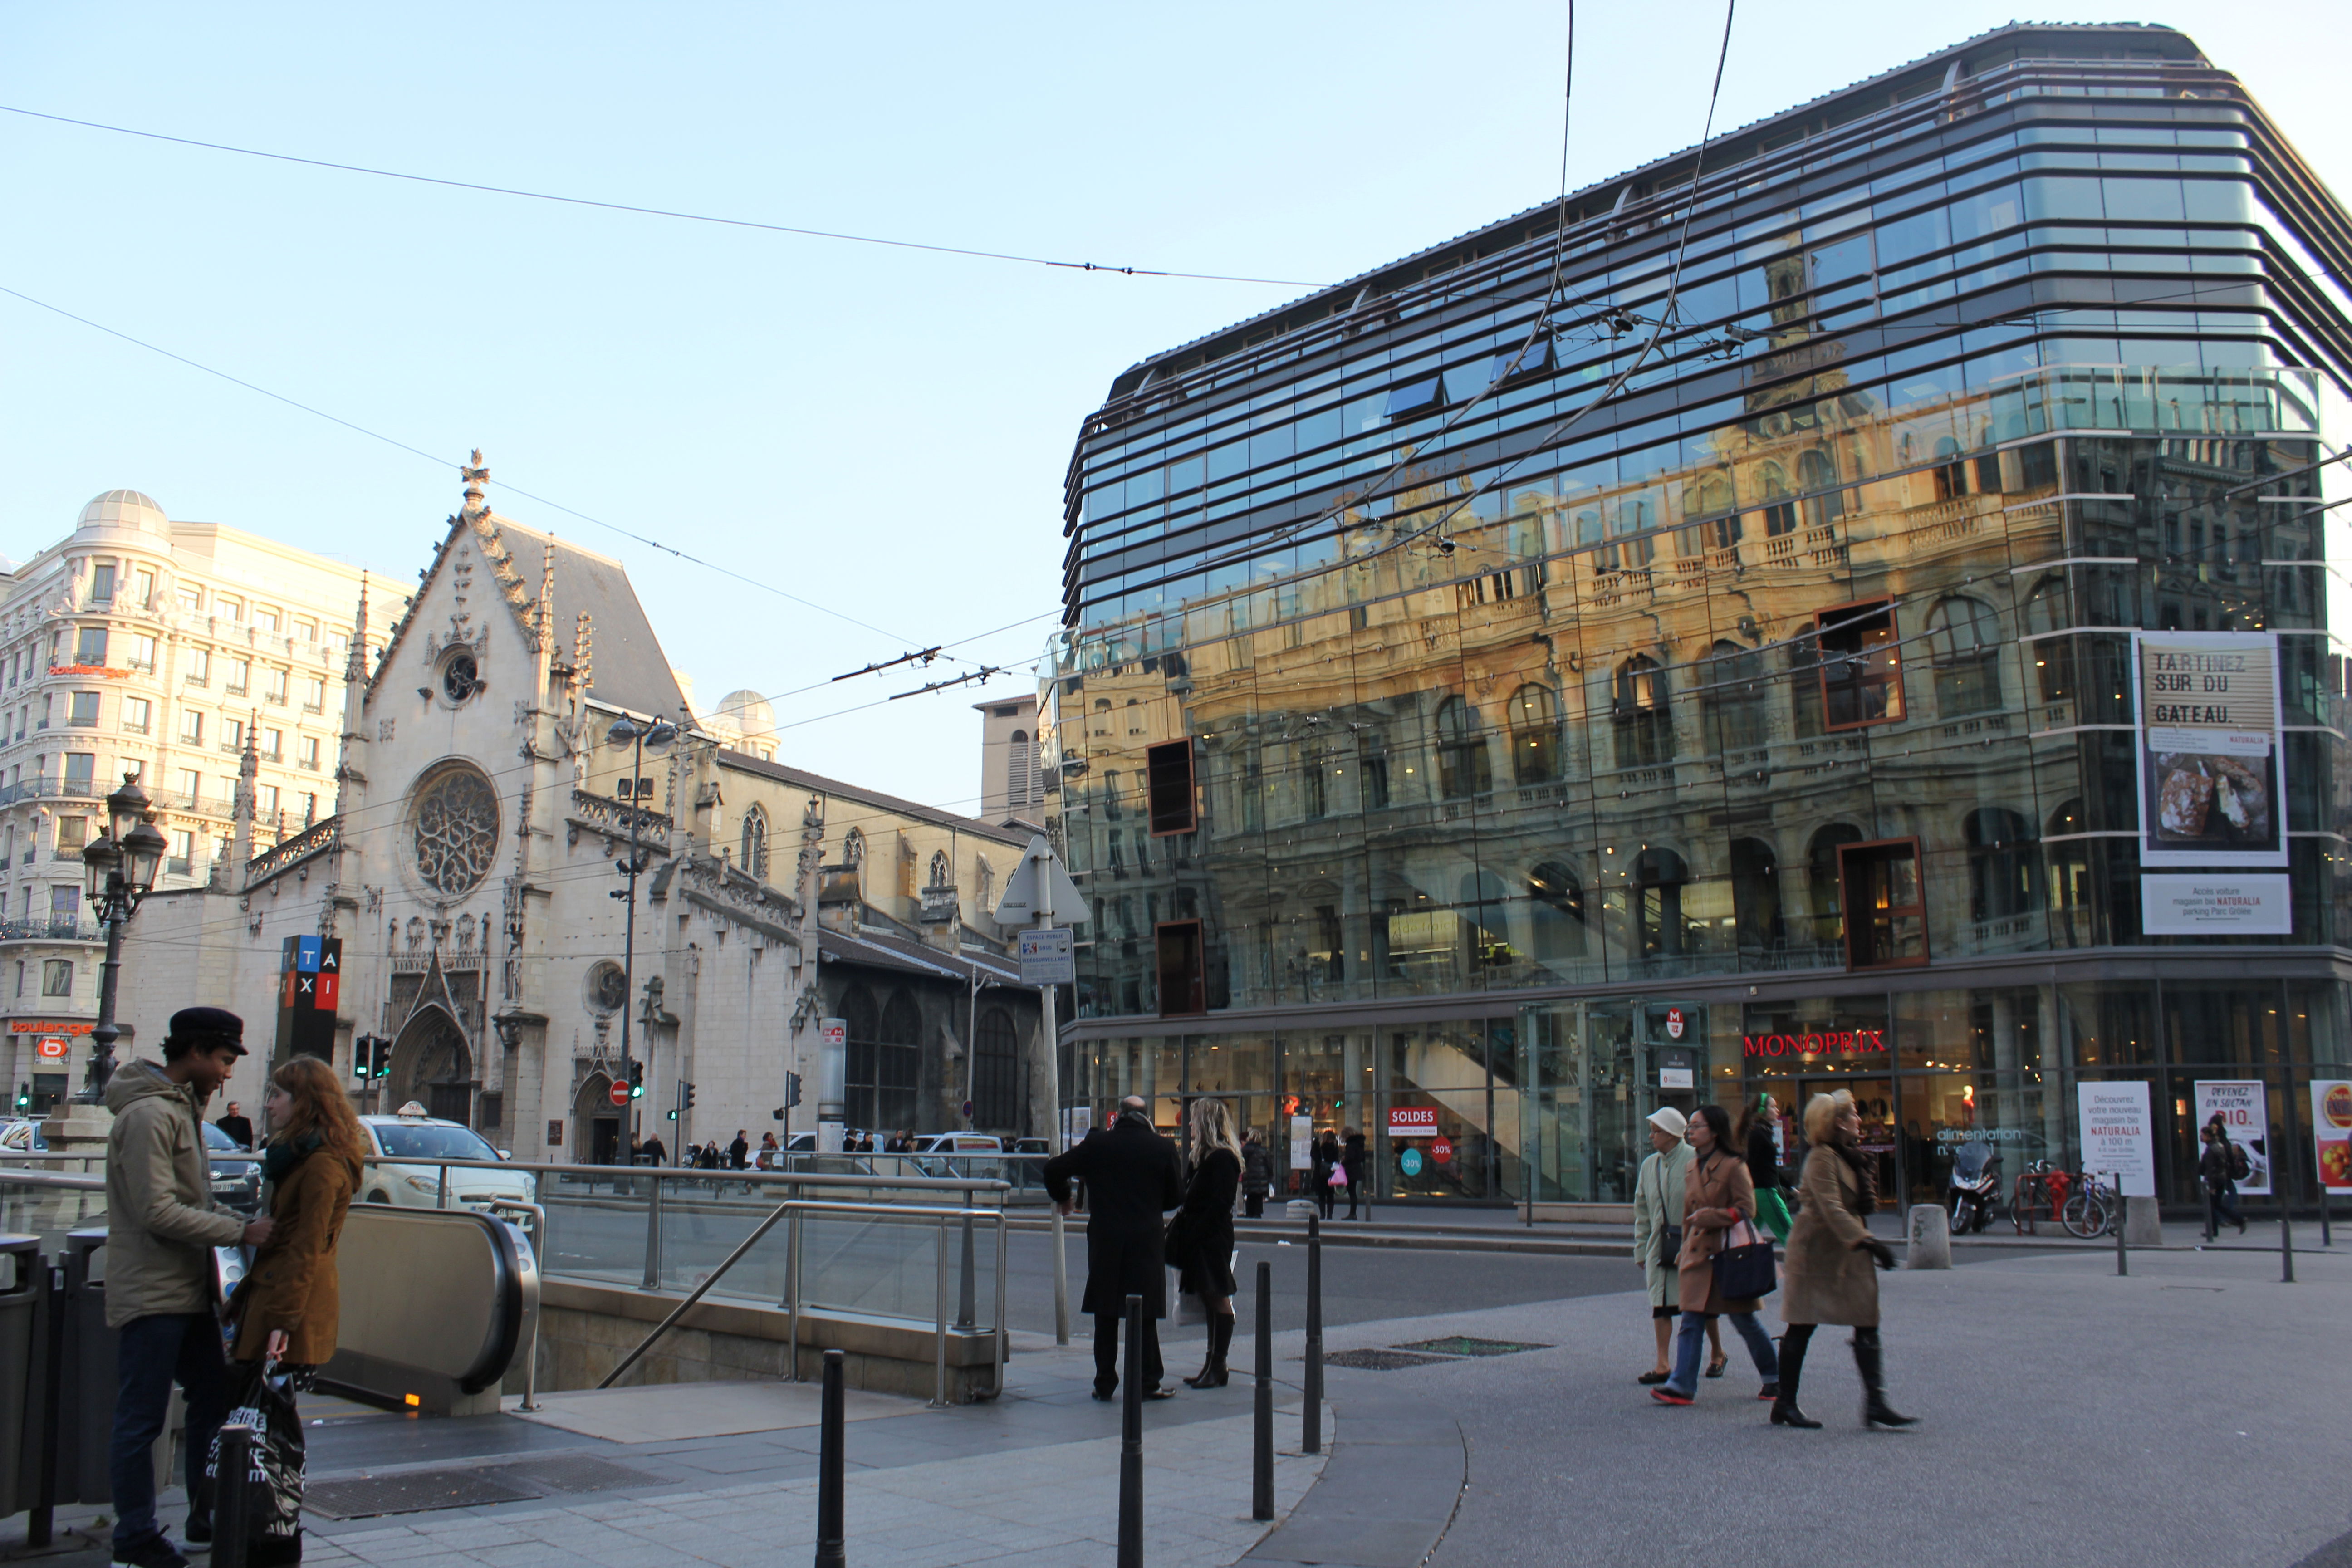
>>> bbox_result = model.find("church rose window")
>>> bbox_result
[412,764,500,896]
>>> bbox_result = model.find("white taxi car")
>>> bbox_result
[357,1102,535,1212]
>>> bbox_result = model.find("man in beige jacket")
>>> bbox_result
[103,1007,274,1568]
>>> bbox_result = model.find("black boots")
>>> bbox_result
[1184,1312,1234,1388]
[1769,1328,1821,1429]
[1853,1328,1916,1429]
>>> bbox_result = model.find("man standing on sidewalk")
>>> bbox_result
[104,1006,276,1568]
[1044,1095,1182,1402]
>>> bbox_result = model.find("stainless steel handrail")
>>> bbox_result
[0,1169,105,1191]
[597,1196,1008,1402]
[358,1154,1012,1199]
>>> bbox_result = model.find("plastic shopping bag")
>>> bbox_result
[207,1359,306,1566]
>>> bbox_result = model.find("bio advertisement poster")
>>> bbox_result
[2132,631,2287,867]
[2191,1080,2272,1196]
[2077,1080,2156,1198]
[2313,1081,2352,1195]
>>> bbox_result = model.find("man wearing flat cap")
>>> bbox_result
[1044,1095,1183,1401]
[103,1006,276,1568]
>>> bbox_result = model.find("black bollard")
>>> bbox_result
[1303,1214,1323,1456]
[1252,1260,1274,1523]
[1119,1294,1144,1568]
[815,1348,846,1568]
[2204,1188,2216,1244]
[2113,1175,2127,1277]
[214,1424,255,1568]
[2281,1210,2295,1283]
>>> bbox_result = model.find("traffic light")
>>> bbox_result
[12,1083,27,1112]
[685,1082,697,1110]
[668,1108,679,1122]
[785,1071,803,1110]
[628,1061,645,1100]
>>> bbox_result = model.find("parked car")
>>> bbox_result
[203,1119,264,1214]
[910,1133,1003,1155]
[0,1117,49,1153]
[356,1102,535,1212]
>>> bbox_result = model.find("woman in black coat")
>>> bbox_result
[1342,1127,1368,1219]
[1313,1130,1341,1220]
[1167,1098,1243,1388]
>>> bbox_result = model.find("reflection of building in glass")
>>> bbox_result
[1048,25,2352,1210]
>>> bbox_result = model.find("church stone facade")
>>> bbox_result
[118,461,1041,1160]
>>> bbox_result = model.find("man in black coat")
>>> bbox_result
[1044,1096,1183,1401]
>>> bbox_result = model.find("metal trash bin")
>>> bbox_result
[0,1234,44,1516]
[59,1228,114,1507]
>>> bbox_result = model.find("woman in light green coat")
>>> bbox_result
[1629,1106,1723,1383]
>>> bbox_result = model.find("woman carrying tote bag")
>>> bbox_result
[1773,1089,1911,1430]
[220,1057,365,1564]
[1650,1104,1779,1408]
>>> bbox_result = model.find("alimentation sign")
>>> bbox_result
[2132,632,2286,868]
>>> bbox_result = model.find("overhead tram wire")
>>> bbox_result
[0,279,1065,671]
[0,104,1320,289]
[1176,0,1586,587]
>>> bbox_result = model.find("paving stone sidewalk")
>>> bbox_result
[5,1340,1330,1568]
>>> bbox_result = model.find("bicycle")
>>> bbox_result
[2010,1161,2114,1238]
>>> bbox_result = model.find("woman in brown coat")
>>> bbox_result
[1772,1089,1911,1430]
[229,1057,364,1368]
[1651,1104,1780,1406]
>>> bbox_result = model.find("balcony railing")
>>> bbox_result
[0,919,103,942]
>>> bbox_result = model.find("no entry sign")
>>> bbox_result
[608,1080,631,1108]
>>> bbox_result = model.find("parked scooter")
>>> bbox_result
[1947,1140,2000,1234]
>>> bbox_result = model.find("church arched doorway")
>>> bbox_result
[387,1007,475,1126]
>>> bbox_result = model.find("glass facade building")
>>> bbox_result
[1045,25,2352,1212]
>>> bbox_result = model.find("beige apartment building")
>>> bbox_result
[0,489,400,1113]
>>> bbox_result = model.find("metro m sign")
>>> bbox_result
[1389,1105,1440,1138]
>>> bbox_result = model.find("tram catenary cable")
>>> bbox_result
[0,104,1318,290]
[0,280,1062,676]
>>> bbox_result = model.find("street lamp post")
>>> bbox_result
[76,774,168,1101]
[607,716,677,1153]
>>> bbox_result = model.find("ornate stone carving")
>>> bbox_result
[412,764,500,897]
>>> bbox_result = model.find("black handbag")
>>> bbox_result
[1712,1219,1778,1300]
[1656,1225,1683,1269]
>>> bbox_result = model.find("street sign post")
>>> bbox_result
[997,832,1088,1350]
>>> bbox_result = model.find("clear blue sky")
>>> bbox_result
[2,2,2341,810]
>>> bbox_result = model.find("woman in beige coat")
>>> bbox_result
[1772,1089,1912,1429]
[1650,1105,1779,1406]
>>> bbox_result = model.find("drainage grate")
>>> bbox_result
[491,1455,659,1494]
[1391,1336,1550,1358]
[1318,1348,1455,1371]
[306,1469,543,1519]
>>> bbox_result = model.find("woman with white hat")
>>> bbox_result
[1629,1105,1722,1383]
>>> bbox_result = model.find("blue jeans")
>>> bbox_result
[111,1313,234,1549]
[1664,1309,1778,1397]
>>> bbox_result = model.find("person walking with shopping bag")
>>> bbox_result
[1740,1093,1794,1244]
[1772,1088,1911,1430]
[1650,1104,1779,1407]
[1166,1098,1243,1388]
[220,1056,365,1565]
[1239,1127,1273,1220]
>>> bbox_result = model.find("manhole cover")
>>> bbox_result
[306,1469,543,1519]
[492,1455,658,1494]
[1318,1348,1455,1371]
[1392,1336,1550,1357]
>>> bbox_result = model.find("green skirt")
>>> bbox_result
[1754,1185,1792,1244]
